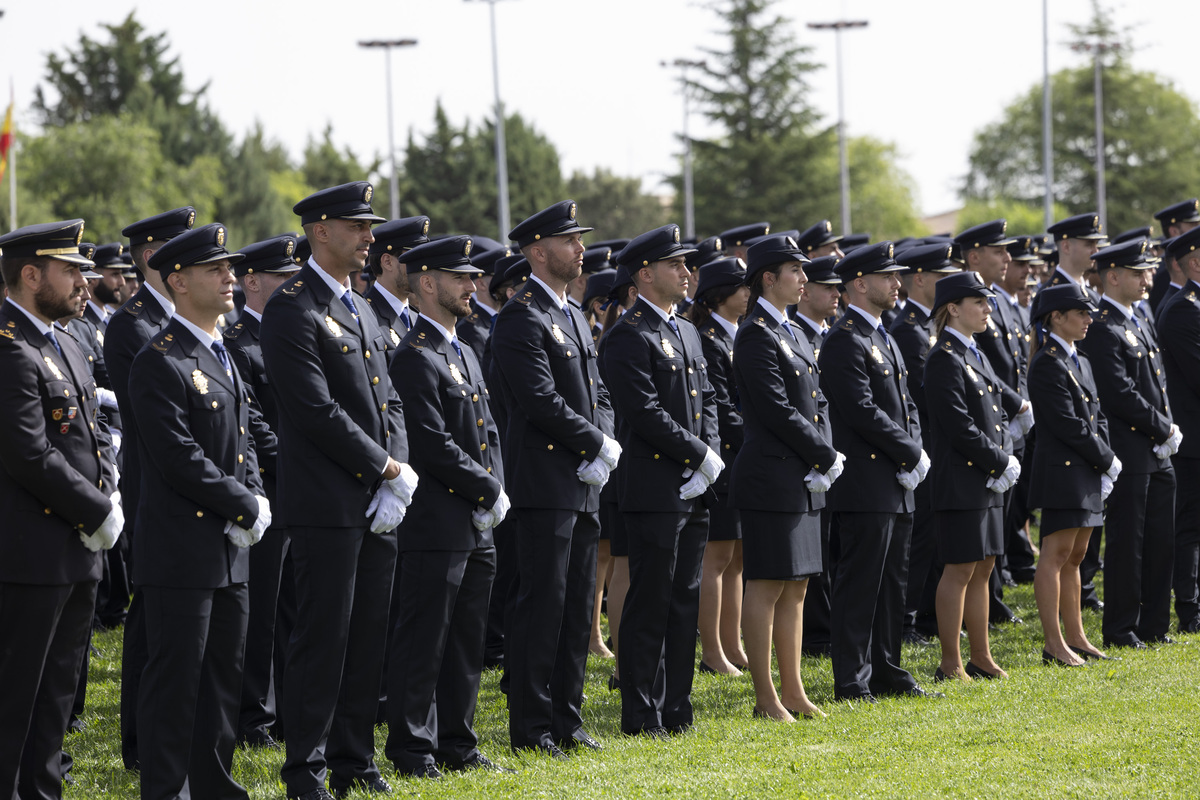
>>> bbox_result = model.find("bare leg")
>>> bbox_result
[936,561,975,679]
[720,541,748,667]
[965,556,1006,676]
[699,540,740,674]
[590,538,614,657]
[776,579,823,717]
[1034,528,1087,666]
[608,556,629,680]
[742,579,792,721]
[1062,528,1105,656]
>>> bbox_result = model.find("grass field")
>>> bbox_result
[62,579,1200,799]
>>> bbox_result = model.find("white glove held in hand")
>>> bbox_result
[598,435,623,469]
[81,492,124,552]
[576,458,611,486]
[366,485,407,533]
[471,490,512,532]
[897,469,920,492]
[1154,424,1183,460]
[386,463,420,505]
[985,456,1022,494]
[826,452,847,484]
[1100,474,1115,501]
[805,469,832,493]
[679,470,708,500]
[914,450,932,483]
[697,447,725,484]
[227,495,272,548]
[1104,455,1123,483]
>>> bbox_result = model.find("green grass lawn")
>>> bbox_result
[63,579,1200,799]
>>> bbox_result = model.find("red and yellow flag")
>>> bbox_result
[0,101,13,185]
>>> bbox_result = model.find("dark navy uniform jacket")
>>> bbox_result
[976,291,1028,435]
[260,264,408,528]
[730,309,836,513]
[489,279,613,513]
[0,303,113,584]
[697,318,743,496]
[600,298,720,514]
[456,297,495,362]
[128,319,262,588]
[1156,281,1200,460]
[923,331,1012,511]
[1026,338,1114,514]
[890,302,937,429]
[223,313,279,494]
[819,309,923,514]
[390,316,503,552]
[1080,298,1172,474]
[364,284,410,366]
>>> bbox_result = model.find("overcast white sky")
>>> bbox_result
[3,0,1198,226]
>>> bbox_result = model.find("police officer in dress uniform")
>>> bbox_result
[795,220,845,259]
[1149,199,1200,312]
[105,206,197,771]
[383,236,514,779]
[457,244,512,359]
[819,242,936,702]
[601,224,723,737]
[489,201,619,758]
[365,216,430,364]
[130,223,271,800]
[225,235,298,749]
[1080,239,1180,648]
[718,223,770,263]
[1156,227,1200,635]
[0,221,123,800]
[261,182,417,800]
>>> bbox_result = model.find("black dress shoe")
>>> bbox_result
[1081,597,1104,612]
[697,660,718,675]
[1143,634,1178,645]
[1042,649,1086,667]
[607,674,621,691]
[625,726,670,740]
[666,722,692,735]
[451,753,516,774]
[899,685,944,699]
[398,764,441,780]
[514,742,569,760]
[901,630,931,646]
[834,693,876,704]
[289,789,336,800]
[332,776,393,796]
[965,661,1001,679]
[559,729,603,751]
[239,730,282,750]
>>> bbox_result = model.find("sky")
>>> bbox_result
[3,0,1199,227]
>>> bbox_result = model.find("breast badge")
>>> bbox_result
[779,338,795,359]
[44,356,65,380]
[661,338,676,358]
[325,316,342,337]
[448,363,466,385]
[192,370,209,394]
[871,345,884,364]
[551,323,566,344]
[1125,329,1138,347]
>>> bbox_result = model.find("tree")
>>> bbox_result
[962,4,1200,235]
[217,123,307,249]
[566,168,668,239]
[301,124,379,195]
[955,198,1072,237]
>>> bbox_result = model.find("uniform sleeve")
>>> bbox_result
[1080,323,1172,443]
[1029,352,1115,471]
[923,349,1010,475]
[701,334,744,452]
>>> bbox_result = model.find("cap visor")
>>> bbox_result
[343,212,388,224]
[58,253,96,267]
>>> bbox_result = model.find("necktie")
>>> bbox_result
[1130,314,1141,330]
[968,343,984,365]
[989,297,1000,314]
[450,337,464,360]
[399,307,412,330]
[339,292,358,320]
[783,321,799,343]
[877,324,889,346]
[668,315,681,337]
[1070,351,1081,371]
[45,330,63,358]
[211,341,233,378]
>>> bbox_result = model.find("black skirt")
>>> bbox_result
[935,506,1004,565]
[706,499,742,542]
[740,509,821,581]
[1039,507,1104,542]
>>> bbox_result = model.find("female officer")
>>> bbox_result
[731,235,844,721]
[1027,283,1120,667]
[923,271,1018,681]
[691,257,752,675]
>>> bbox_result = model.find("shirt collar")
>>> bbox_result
[308,256,350,298]
[945,326,976,350]
[473,297,498,319]
[907,299,933,317]
[1048,331,1076,357]
[373,283,409,317]
[1055,267,1084,288]
[641,298,675,325]
[756,296,787,327]
[848,303,884,331]
[417,312,459,349]
[712,312,738,339]
[88,300,109,322]
[4,297,54,337]
[1101,295,1134,320]
[144,282,175,316]
[173,314,218,349]
[529,273,569,310]
[991,285,1018,306]
[243,307,263,323]
[793,310,827,336]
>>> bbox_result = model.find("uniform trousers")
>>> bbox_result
[1172,457,1200,630]
[904,481,935,632]
[281,526,396,796]
[618,508,708,734]
[1103,467,1176,644]
[506,508,599,749]
[120,587,147,770]
[138,583,249,800]
[483,518,517,668]
[0,580,96,800]
[385,546,496,771]
[238,527,289,741]
[830,511,917,699]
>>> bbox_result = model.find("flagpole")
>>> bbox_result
[8,79,15,230]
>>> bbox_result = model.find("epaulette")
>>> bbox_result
[149,331,173,353]
[1187,291,1197,302]
[941,340,954,352]
[1099,308,1110,318]
[127,299,145,318]
[624,309,644,326]
[407,340,424,351]
[280,278,305,297]
[702,327,716,340]
[223,321,246,342]
[905,309,919,323]
[365,296,374,304]
[751,315,769,328]
[466,312,480,324]
[836,316,855,330]
[0,319,15,341]
[514,290,534,306]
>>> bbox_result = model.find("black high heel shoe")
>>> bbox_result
[607,674,621,691]
[933,667,951,683]
[1042,649,1086,667]
[965,661,1002,679]
[1069,645,1119,661]
[698,661,717,675]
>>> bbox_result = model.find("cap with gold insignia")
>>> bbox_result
[717,222,770,249]
[804,255,843,285]
[696,257,748,296]
[369,216,431,258]
[842,233,871,251]
[76,243,102,279]
[122,207,196,246]
[1091,238,1153,271]
[293,182,386,226]
[932,270,995,312]
[91,243,125,269]
[1165,226,1200,262]
[618,224,698,268]
[471,245,512,276]
[403,235,482,275]
[745,229,798,251]
[292,235,311,267]
[954,219,1017,250]
[0,220,95,266]
[584,269,617,308]
[1004,236,1039,262]
[1153,198,1200,232]
[147,223,245,279]
[795,219,844,254]
[745,234,809,281]
[1047,212,1105,241]
[834,241,905,280]
[235,234,302,277]
[582,245,614,274]
[685,236,725,271]
[490,254,530,296]
[896,242,961,275]
[508,200,594,249]
[1031,283,1097,320]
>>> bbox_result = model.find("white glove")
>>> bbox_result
[111,428,123,454]
[1018,405,1035,436]
[576,458,611,486]
[490,489,511,526]
[226,496,272,548]
[985,456,1022,494]
[679,470,709,500]
[897,468,920,492]
[471,489,512,532]
[913,450,931,483]
[366,484,407,533]
[226,524,255,548]
[1100,474,1115,501]
[1104,454,1123,482]
[80,492,124,552]
[97,386,120,410]
[826,452,847,485]
[805,469,833,493]
[598,435,623,469]
[1154,424,1183,460]
[385,463,420,505]
[697,447,725,484]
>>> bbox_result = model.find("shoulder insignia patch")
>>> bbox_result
[150,335,169,353]
[514,292,533,306]
[281,279,305,297]
[0,328,13,341]
[941,340,954,352]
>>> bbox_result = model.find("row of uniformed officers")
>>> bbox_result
[2,186,1198,799]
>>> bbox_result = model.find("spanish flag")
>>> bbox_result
[0,100,13,186]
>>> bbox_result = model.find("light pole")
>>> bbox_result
[1042,0,1053,228]
[661,59,705,240]
[466,0,513,242]
[807,20,867,236]
[1070,38,1120,233]
[358,38,418,220]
